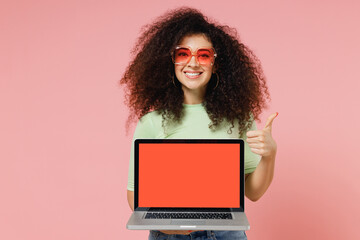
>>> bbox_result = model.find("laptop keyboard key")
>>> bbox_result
[145,212,232,219]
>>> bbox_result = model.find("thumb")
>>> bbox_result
[264,112,278,130]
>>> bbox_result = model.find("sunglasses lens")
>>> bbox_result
[197,49,214,65]
[174,48,191,64]
[173,47,215,65]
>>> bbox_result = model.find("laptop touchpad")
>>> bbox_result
[171,220,206,225]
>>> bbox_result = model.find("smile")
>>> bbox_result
[184,72,203,79]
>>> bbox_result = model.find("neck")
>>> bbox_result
[182,87,206,104]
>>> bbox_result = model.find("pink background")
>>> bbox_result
[1,0,359,239]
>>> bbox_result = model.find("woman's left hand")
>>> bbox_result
[246,112,278,158]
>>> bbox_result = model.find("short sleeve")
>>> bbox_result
[127,114,156,191]
[243,120,261,174]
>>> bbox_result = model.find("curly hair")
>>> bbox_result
[120,7,270,136]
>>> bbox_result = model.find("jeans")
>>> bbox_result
[148,230,247,240]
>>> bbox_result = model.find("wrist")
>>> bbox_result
[262,151,276,162]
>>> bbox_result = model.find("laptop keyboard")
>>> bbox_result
[145,212,232,219]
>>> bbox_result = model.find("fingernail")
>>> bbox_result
[276,112,279,117]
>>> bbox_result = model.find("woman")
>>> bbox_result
[121,7,277,240]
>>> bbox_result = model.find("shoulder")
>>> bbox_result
[138,110,162,126]
[133,110,163,138]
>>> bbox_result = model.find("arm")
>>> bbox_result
[245,113,278,202]
[126,114,156,212]
[127,190,134,211]
[245,153,276,201]
[125,116,190,235]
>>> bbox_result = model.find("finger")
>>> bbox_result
[249,147,264,155]
[264,112,278,129]
[248,143,264,149]
[246,137,265,143]
[246,130,264,138]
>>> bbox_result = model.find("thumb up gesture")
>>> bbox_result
[246,112,278,158]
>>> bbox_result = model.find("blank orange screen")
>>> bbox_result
[138,143,240,208]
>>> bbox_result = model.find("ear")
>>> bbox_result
[212,63,218,73]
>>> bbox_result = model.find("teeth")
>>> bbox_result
[185,72,201,76]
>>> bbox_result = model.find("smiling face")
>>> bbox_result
[174,34,216,104]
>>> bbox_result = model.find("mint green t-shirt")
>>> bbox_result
[127,103,261,191]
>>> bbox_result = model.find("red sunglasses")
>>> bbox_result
[171,46,217,66]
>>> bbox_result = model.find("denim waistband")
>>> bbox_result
[151,230,212,237]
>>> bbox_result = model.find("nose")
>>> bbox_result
[187,55,200,67]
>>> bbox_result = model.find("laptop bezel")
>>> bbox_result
[134,139,245,212]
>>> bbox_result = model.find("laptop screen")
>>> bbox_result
[135,140,243,209]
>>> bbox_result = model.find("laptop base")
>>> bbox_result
[127,211,250,231]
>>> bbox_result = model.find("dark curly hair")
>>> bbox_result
[120,7,270,136]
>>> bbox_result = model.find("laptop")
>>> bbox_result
[126,139,250,231]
